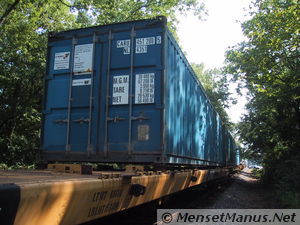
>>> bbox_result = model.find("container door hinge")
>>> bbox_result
[53,119,68,124]
[107,115,126,123]
[131,112,149,121]
[73,118,90,123]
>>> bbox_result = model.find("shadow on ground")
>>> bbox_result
[82,169,279,225]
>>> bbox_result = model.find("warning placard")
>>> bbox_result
[112,75,129,105]
[54,52,70,70]
[135,73,155,104]
[73,44,93,74]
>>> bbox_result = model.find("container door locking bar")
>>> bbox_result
[86,32,97,156]
[65,36,76,154]
[103,30,113,157]
[131,112,149,121]
[128,26,135,155]
[73,118,90,124]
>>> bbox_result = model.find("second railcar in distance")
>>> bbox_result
[41,16,237,167]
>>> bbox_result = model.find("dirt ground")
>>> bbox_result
[84,168,279,225]
[194,168,279,209]
[157,168,279,209]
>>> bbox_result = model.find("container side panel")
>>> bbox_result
[164,32,226,166]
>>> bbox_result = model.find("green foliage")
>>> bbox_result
[0,163,8,170]
[272,155,300,208]
[70,0,205,32]
[224,0,300,207]
[192,63,233,130]
[251,167,263,179]
[0,0,76,166]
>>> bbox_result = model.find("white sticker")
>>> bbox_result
[117,39,130,48]
[54,52,70,70]
[116,39,131,55]
[156,36,161,44]
[136,45,147,54]
[72,78,91,86]
[123,47,130,55]
[112,75,129,105]
[135,73,155,104]
[73,44,93,74]
[136,37,155,46]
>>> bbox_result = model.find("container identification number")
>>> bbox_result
[135,36,161,54]
[116,36,161,55]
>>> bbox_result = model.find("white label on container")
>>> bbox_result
[73,44,93,74]
[136,45,147,54]
[123,47,130,55]
[156,36,161,44]
[112,75,129,105]
[116,39,131,55]
[54,52,70,70]
[72,78,91,86]
[135,73,155,104]
[136,37,155,46]
[117,39,130,48]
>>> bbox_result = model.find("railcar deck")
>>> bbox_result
[0,167,228,225]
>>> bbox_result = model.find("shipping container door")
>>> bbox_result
[104,28,163,158]
[42,43,71,152]
[43,36,98,155]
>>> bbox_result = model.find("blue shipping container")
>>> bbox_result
[42,17,236,166]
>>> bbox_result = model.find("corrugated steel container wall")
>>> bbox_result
[164,30,226,166]
[41,17,236,166]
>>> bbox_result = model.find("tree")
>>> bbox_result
[68,0,205,32]
[224,0,300,207]
[0,0,76,165]
[0,0,20,26]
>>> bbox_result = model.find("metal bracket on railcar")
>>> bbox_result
[47,164,92,175]
[125,165,145,173]
[98,172,121,179]
[190,175,198,182]
[129,184,146,197]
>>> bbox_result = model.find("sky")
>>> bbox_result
[177,0,252,123]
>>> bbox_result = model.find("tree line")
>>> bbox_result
[224,0,300,207]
